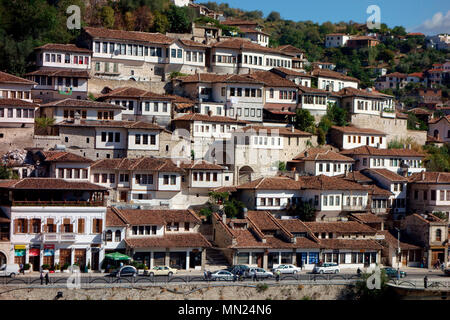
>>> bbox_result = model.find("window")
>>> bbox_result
[92,219,102,234]
[436,229,442,242]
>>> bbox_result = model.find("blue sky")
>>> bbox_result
[211,0,450,34]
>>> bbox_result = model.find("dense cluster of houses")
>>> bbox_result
[0,17,448,273]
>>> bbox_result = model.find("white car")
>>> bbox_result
[210,270,235,281]
[272,264,301,274]
[313,263,340,274]
[148,266,177,277]
[0,264,20,277]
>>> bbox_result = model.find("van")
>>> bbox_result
[0,264,20,277]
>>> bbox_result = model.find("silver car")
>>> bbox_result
[249,267,273,279]
[210,270,235,281]
[272,264,301,274]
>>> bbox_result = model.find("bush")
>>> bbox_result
[256,283,269,293]
[23,263,30,271]
[41,264,50,270]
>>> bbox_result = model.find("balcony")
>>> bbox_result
[342,205,368,211]
[12,200,104,207]
[382,108,396,118]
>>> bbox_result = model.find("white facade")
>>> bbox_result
[325,34,351,48]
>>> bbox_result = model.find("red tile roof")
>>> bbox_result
[319,239,382,250]
[41,98,124,109]
[337,87,393,99]
[263,104,296,115]
[176,73,264,84]
[83,27,174,45]
[294,147,355,162]
[91,157,184,173]
[248,71,298,88]
[237,176,302,190]
[408,172,450,184]
[297,175,368,191]
[340,145,425,157]
[349,213,383,224]
[25,68,90,78]
[35,43,92,53]
[330,125,386,135]
[311,69,360,83]
[180,160,224,170]
[98,87,174,100]
[106,208,128,227]
[363,168,408,182]
[0,99,38,108]
[55,120,167,131]
[42,151,93,163]
[0,71,36,85]
[125,233,211,248]
[272,67,313,77]
[212,38,291,56]
[0,178,106,191]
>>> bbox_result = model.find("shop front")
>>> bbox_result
[14,245,26,265]
[43,245,55,267]
[28,246,40,271]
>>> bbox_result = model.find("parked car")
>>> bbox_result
[443,269,450,276]
[249,267,273,279]
[109,266,137,278]
[229,265,251,278]
[312,263,340,274]
[210,270,235,281]
[0,264,20,277]
[148,266,177,277]
[272,264,301,274]
[382,267,406,278]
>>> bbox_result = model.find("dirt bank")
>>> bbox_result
[0,284,354,300]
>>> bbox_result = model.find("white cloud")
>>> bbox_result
[411,10,450,35]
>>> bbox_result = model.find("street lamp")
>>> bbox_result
[395,227,401,281]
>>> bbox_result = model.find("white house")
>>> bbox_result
[428,115,450,144]
[338,87,395,118]
[325,34,351,48]
[329,126,387,150]
[311,69,359,92]
[0,178,107,271]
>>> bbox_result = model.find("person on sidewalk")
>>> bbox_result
[40,270,44,285]
[45,271,49,285]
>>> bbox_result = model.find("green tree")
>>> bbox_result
[167,5,192,33]
[294,109,315,133]
[0,166,13,179]
[153,10,170,33]
[266,11,281,22]
[326,103,347,127]
[99,6,115,29]
[277,161,287,171]
[294,201,316,221]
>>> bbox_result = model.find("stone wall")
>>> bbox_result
[0,127,35,155]
[350,114,427,145]
[88,78,170,96]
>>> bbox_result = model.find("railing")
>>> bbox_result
[12,201,104,207]
[41,233,77,242]
[342,205,368,211]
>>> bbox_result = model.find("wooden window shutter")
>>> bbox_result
[24,219,29,234]
[78,219,84,234]
[92,219,95,234]
[14,219,18,234]
[98,219,103,233]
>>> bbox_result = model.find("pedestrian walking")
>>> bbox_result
[45,271,49,285]
[300,259,303,271]
[204,270,208,280]
[275,270,281,282]
[252,270,257,282]
[19,263,24,275]
[207,271,211,280]
[424,276,428,289]
[40,270,44,285]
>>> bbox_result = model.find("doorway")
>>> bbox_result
[29,255,40,271]
[91,249,99,271]
[120,191,127,202]
[0,252,6,265]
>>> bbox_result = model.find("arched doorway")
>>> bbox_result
[239,166,254,184]
[433,129,439,139]
[0,251,6,266]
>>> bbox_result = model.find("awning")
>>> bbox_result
[104,252,131,261]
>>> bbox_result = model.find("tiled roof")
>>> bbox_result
[278,219,310,233]
[428,115,450,124]
[35,43,92,53]
[173,113,249,124]
[114,208,201,225]
[293,147,355,162]
[55,120,167,131]
[0,99,38,107]
[408,108,431,115]
[83,27,174,45]
[98,87,174,100]
[237,176,302,190]
[178,39,208,48]
[0,178,107,191]
[297,175,367,191]
[106,208,127,227]
[176,73,264,84]
[363,168,408,182]
[0,71,36,85]
[305,221,377,234]
[263,104,296,115]
[125,233,211,248]
[248,71,298,87]
[247,211,279,230]
[408,172,450,184]
[364,184,393,197]
[212,38,291,56]
[337,87,393,99]
[42,151,93,163]
[349,213,383,224]
[330,125,386,135]
[221,19,261,26]
[240,126,312,137]
[335,171,374,183]
[276,45,305,54]
[319,239,382,250]
[91,157,184,173]
[272,67,313,77]
[340,146,425,157]
[180,160,224,170]
[41,98,125,109]
[377,230,420,250]
[25,68,90,78]
[297,85,330,94]
[384,72,407,79]
[311,69,360,83]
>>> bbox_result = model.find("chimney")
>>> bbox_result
[242,207,248,218]
[74,112,81,125]
[152,116,156,124]
[222,213,227,224]
[208,110,212,117]
[291,125,294,133]
[294,171,300,181]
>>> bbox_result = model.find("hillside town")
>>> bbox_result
[0,0,449,282]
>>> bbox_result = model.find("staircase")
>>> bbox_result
[205,247,230,271]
